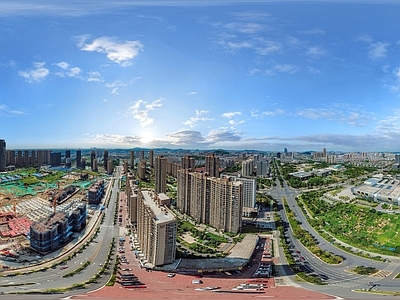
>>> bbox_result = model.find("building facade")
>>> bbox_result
[155,156,167,194]
[205,154,220,177]
[30,201,86,254]
[0,140,6,172]
[177,170,243,233]
[136,189,177,266]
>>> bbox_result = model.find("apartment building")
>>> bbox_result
[136,189,177,266]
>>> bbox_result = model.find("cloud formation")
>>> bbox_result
[18,62,49,82]
[77,36,143,66]
[183,110,213,127]
[368,41,389,60]
[54,61,82,78]
[127,98,164,127]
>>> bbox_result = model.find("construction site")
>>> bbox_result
[0,169,106,269]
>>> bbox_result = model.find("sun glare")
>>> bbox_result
[140,132,154,144]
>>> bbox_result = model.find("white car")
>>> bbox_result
[167,273,175,278]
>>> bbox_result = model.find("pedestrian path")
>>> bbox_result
[371,270,392,278]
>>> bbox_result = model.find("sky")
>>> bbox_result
[2,0,400,152]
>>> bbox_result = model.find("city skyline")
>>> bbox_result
[2,1,400,152]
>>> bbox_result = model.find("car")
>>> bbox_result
[167,273,175,277]
[122,268,132,271]
[192,279,203,284]
[59,265,68,270]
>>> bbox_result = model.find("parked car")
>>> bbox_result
[192,279,203,284]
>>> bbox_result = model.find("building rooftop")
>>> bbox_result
[141,190,175,224]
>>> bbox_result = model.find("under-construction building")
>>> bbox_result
[29,201,87,254]
[87,179,105,205]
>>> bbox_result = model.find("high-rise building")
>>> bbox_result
[177,170,243,233]
[37,150,43,167]
[123,160,128,173]
[65,150,71,168]
[76,149,82,169]
[136,189,177,266]
[90,150,96,171]
[137,160,146,180]
[24,150,29,166]
[0,140,6,172]
[155,156,167,194]
[107,160,113,175]
[31,150,36,166]
[126,175,138,223]
[17,150,23,167]
[45,150,52,164]
[149,150,154,168]
[181,156,195,170]
[103,150,109,171]
[50,152,62,167]
[205,154,220,178]
[241,159,254,176]
[6,150,15,166]
[256,160,269,177]
[222,174,256,209]
[140,150,144,160]
[130,150,135,168]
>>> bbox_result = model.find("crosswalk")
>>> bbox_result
[371,270,392,278]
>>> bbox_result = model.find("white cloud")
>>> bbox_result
[369,41,389,60]
[165,130,206,146]
[206,129,242,143]
[86,133,142,145]
[77,36,143,66]
[127,98,164,127]
[18,62,49,82]
[250,109,287,117]
[306,46,326,58]
[105,77,140,95]
[0,105,25,116]
[264,64,299,76]
[223,41,253,50]
[54,61,69,70]
[307,66,321,74]
[221,111,241,118]
[224,22,264,34]
[296,108,373,126]
[87,71,103,82]
[183,110,213,127]
[188,91,198,95]
[255,40,281,55]
[298,29,325,35]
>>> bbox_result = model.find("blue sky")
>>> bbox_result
[2,0,400,152]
